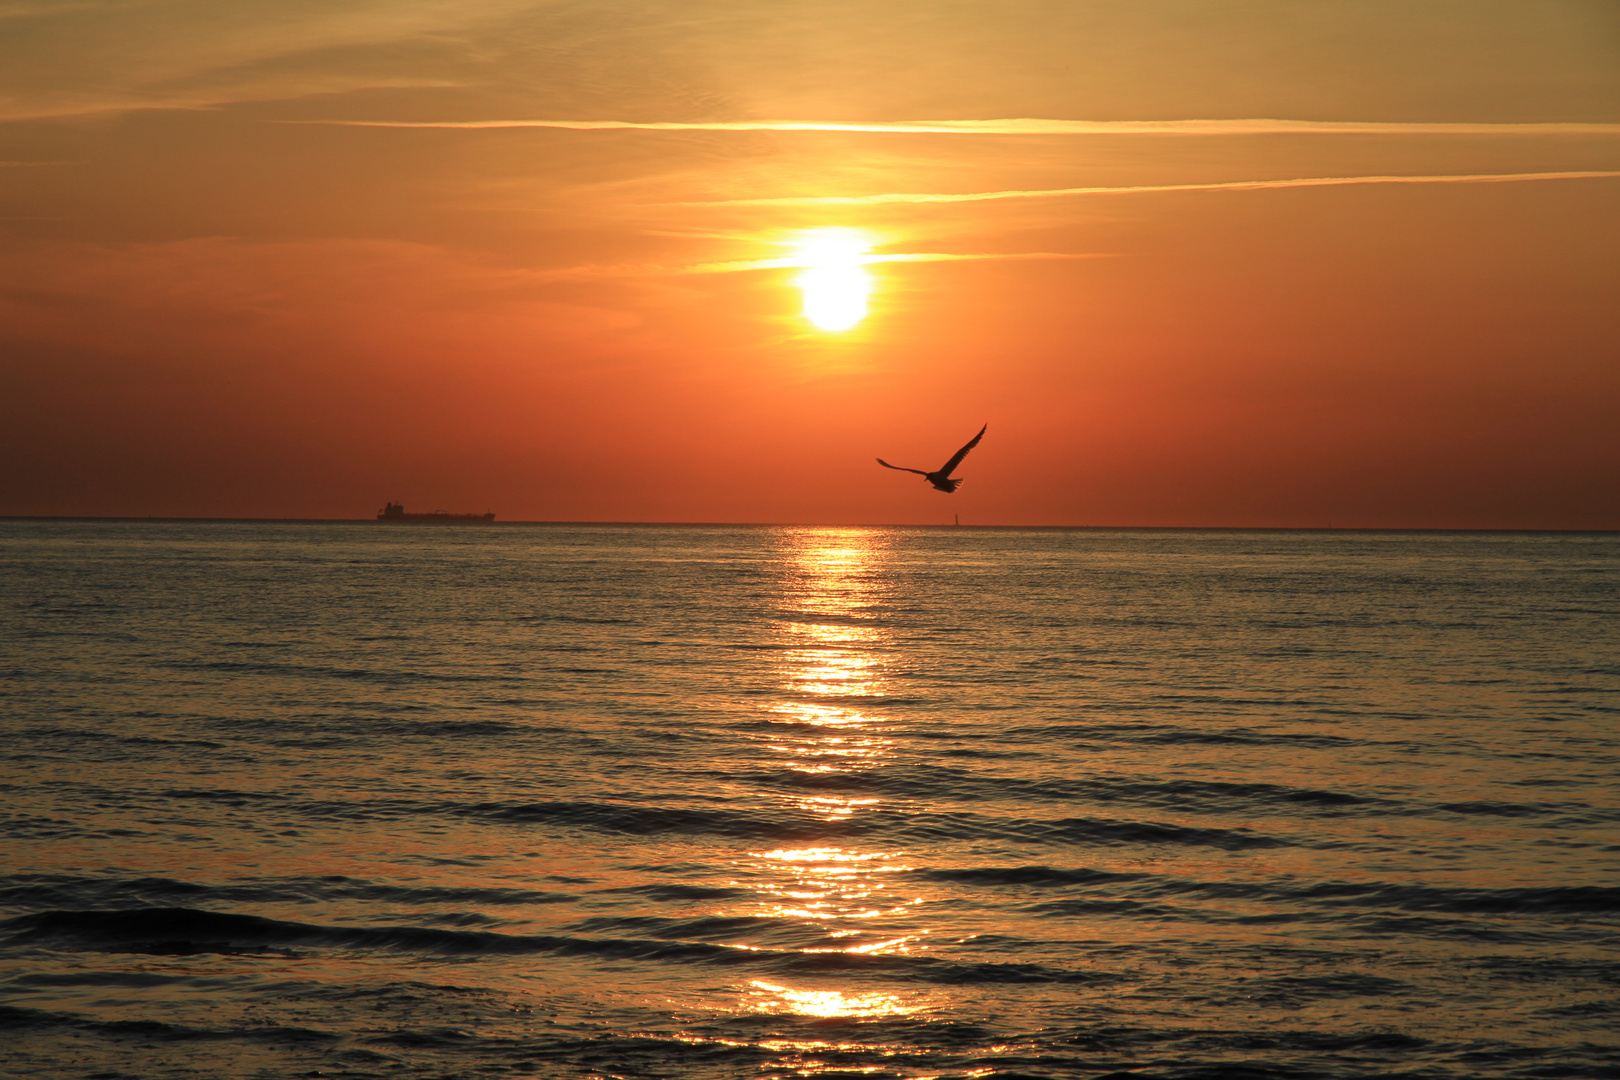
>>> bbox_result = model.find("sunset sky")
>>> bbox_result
[2,0,1616,527]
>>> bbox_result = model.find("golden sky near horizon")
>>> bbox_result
[2,0,1617,526]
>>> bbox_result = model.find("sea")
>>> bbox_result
[2,520,1617,1080]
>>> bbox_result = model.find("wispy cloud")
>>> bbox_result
[682,251,1100,273]
[531,251,1100,281]
[294,117,1620,136]
[680,171,1620,207]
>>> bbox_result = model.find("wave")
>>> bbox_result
[514,613,633,624]
[0,817,156,843]
[595,883,744,901]
[1015,721,1372,750]
[12,726,227,751]
[0,1002,338,1045]
[162,659,512,684]
[0,908,1113,985]
[2,783,1306,851]
[0,874,578,911]
[450,798,1295,849]
[735,765,1393,817]
[913,865,1620,915]
[18,715,557,748]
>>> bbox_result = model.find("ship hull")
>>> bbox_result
[377,513,495,522]
[376,503,495,523]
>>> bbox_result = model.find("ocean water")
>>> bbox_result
[2,520,1617,1080]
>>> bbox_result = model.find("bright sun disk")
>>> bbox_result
[792,228,872,331]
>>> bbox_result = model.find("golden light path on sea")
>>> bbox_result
[730,529,930,1024]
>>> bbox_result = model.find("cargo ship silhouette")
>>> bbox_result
[376,502,495,522]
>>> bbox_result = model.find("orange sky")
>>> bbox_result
[2,1,1617,527]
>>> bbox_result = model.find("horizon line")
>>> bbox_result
[3,515,1614,534]
[288,117,1620,136]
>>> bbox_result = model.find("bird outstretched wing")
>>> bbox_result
[936,424,987,478]
[876,458,929,476]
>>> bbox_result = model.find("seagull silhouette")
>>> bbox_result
[877,424,987,493]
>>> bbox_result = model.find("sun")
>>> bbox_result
[791,228,872,332]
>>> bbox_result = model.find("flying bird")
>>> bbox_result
[877,424,987,493]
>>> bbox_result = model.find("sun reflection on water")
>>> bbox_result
[746,980,920,1019]
[724,529,928,1022]
[752,846,914,922]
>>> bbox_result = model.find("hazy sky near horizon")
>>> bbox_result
[3,0,1617,526]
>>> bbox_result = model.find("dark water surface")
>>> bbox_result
[2,521,1617,1079]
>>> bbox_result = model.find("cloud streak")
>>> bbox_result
[684,251,1100,273]
[680,171,1620,207]
[527,251,1100,282]
[295,117,1620,136]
